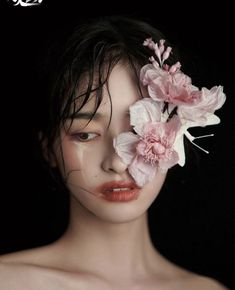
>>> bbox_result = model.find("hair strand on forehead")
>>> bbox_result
[38,15,178,162]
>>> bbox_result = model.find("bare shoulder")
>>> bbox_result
[0,259,101,290]
[1,247,41,288]
[184,273,230,290]
[0,248,110,290]
[0,246,61,290]
[160,259,229,290]
[0,246,49,264]
[0,243,62,268]
[0,250,230,290]
[0,260,44,290]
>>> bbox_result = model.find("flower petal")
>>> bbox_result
[173,128,186,166]
[140,64,160,85]
[158,150,179,171]
[128,156,157,187]
[113,132,139,165]
[130,98,162,135]
[177,85,226,126]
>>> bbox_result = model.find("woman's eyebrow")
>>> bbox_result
[69,110,130,121]
[71,111,105,120]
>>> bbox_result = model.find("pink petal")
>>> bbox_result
[113,132,139,165]
[158,150,179,171]
[177,86,226,126]
[173,129,186,166]
[147,82,167,102]
[130,98,162,134]
[140,64,161,85]
[201,86,226,111]
[128,156,157,187]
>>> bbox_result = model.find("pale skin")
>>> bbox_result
[0,64,229,290]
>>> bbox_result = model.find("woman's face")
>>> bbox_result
[54,64,167,223]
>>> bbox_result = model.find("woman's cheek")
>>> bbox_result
[59,140,101,187]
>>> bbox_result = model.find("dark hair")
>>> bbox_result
[36,15,179,159]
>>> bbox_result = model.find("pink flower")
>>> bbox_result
[141,63,201,105]
[173,86,226,166]
[129,97,162,133]
[177,86,226,126]
[113,38,226,186]
[136,119,180,171]
[140,64,162,86]
[114,132,157,187]
[113,99,181,187]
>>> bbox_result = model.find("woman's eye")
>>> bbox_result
[73,132,99,142]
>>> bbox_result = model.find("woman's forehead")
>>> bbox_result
[63,64,147,131]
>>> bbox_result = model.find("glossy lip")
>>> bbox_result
[96,181,141,202]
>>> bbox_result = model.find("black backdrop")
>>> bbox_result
[1,1,234,289]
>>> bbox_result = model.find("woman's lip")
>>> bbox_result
[96,181,140,193]
[95,181,141,202]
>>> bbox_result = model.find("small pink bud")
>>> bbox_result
[159,39,166,55]
[162,47,172,62]
[169,61,181,73]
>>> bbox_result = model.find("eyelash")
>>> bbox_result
[72,132,100,142]
[71,127,135,142]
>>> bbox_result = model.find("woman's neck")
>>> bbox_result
[53,195,164,281]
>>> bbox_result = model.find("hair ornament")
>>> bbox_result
[114,38,226,186]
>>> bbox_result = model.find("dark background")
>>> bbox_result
[1,1,234,289]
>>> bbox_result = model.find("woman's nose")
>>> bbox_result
[101,150,128,174]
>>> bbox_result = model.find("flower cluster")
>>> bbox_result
[113,38,226,187]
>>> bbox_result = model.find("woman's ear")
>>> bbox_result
[38,132,58,167]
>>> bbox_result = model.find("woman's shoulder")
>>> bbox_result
[160,265,229,290]
[0,264,229,290]
[0,247,70,290]
[0,249,230,290]
[0,245,51,265]
[0,248,41,264]
[180,273,230,290]
[0,247,109,290]
[157,258,229,290]
[0,260,95,290]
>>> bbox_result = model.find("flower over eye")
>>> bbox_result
[114,100,181,187]
[113,38,226,187]
[73,132,99,142]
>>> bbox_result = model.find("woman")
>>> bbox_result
[0,16,228,289]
